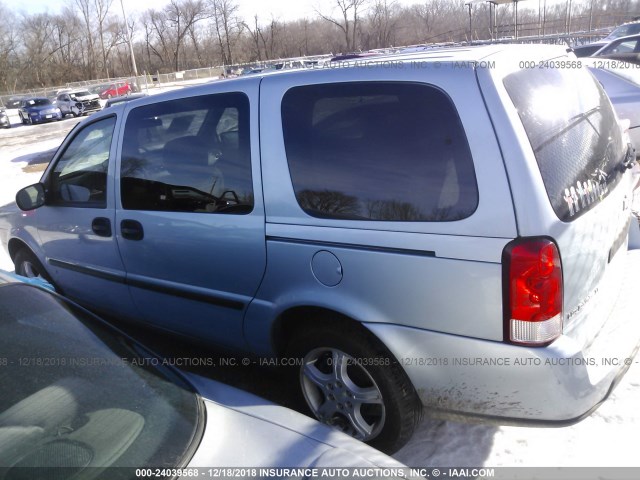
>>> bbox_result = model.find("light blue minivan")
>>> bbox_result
[2,44,640,453]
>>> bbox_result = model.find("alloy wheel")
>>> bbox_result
[300,347,386,441]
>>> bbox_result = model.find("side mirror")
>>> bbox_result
[16,183,46,211]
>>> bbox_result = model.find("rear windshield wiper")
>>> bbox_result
[618,142,636,172]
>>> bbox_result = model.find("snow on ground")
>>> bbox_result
[1,98,639,471]
[395,358,640,466]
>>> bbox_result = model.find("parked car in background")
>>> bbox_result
[573,20,640,57]
[2,44,640,454]
[89,83,109,96]
[55,89,102,117]
[3,97,23,110]
[590,33,640,65]
[0,108,10,128]
[103,92,147,108]
[0,274,407,473]
[18,97,62,125]
[99,81,132,99]
[573,42,607,58]
[586,58,640,152]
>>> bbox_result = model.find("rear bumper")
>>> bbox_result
[366,248,640,424]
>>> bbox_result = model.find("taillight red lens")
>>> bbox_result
[503,238,563,346]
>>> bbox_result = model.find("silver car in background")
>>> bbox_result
[586,58,640,152]
[0,109,10,129]
[0,276,406,473]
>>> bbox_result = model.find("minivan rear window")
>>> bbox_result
[282,82,478,222]
[504,67,625,222]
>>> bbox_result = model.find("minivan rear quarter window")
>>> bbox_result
[504,67,625,222]
[281,82,478,222]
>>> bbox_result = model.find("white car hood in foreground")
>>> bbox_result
[184,374,406,470]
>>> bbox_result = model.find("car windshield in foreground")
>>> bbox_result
[25,98,51,107]
[0,284,201,474]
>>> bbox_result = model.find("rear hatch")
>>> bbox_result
[495,53,636,348]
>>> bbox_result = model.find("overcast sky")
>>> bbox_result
[2,0,571,24]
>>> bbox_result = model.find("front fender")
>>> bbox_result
[7,212,45,266]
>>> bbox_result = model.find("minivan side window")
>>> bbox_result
[281,82,478,222]
[120,93,253,214]
[49,116,116,207]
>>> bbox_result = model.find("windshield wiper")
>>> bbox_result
[534,107,602,153]
[618,142,636,172]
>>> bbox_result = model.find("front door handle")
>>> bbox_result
[91,217,112,237]
[120,219,144,241]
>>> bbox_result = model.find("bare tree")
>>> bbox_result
[4,0,640,91]
[260,17,284,60]
[94,0,113,77]
[74,0,98,78]
[209,0,244,66]
[146,9,173,68]
[316,0,369,52]
[20,13,57,86]
[242,15,264,61]
[298,190,361,216]
[165,0,208,71]
[186,14,206,66]
[0,4,18,92]
[367,0,399,48]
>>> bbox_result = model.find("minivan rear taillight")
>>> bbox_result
[502,238,563,346]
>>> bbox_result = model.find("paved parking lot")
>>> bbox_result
[1,105,639,470]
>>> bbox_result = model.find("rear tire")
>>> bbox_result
[285,321,422,454]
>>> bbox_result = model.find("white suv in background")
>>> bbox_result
[55,89,102,117]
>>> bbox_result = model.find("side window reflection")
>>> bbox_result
[120,94,253,215]
[50,117,116,207]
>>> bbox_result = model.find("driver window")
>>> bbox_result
[610,40,636,54]
[50,116,116,207]
[120,93,253,214]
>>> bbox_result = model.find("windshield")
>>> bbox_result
[605,23,640,40]
[25,98,51,107]
[0,284,200,472]
[71,91,92,98]
[5,99,22,109]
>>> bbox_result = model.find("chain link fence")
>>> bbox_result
[0,66,228,107]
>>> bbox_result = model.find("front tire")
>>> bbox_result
[14,249,53,284]
[286,322,422,453]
